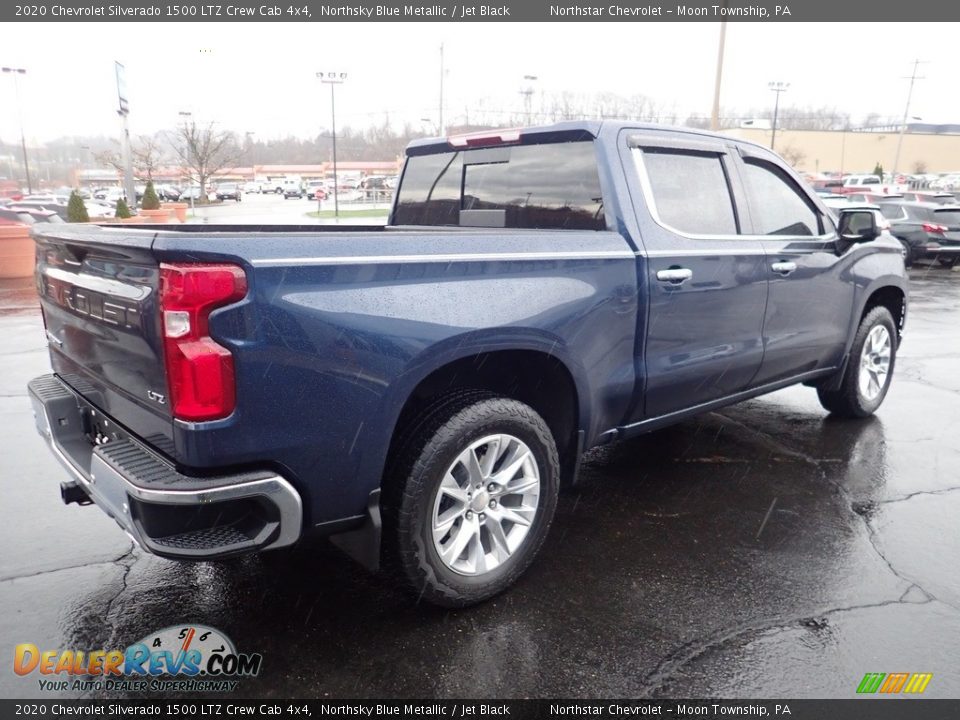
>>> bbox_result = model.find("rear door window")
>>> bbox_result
[635,149,738,235]
[393,141,605,230]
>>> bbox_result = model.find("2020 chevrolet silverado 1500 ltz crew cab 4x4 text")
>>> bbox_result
[28,122,907,607]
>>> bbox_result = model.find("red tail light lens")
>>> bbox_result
[159,263,247,421]
[921,223,947,234]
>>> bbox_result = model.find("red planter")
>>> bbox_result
[139,208,175,223]
[162,202,188,222]
[0,224,34,279]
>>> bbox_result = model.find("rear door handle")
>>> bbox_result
[656,268,693,284]
[771,261,797,275]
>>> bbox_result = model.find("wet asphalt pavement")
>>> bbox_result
[2,265,959,700]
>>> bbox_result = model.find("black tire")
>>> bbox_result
[898,239,914,268]
[383,394,560,608]
[938,256,958,268]
[817,306,897,418]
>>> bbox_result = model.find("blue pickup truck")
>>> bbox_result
[28,122,907,607]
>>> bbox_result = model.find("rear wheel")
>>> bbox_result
[384,394,559,607]
[938,256,958,268]
[898,239,914,268]
[817,306,897,418]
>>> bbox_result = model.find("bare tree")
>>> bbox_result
[132,136,164,180]
[172,121,241,202]
[779,145,807,168]
[94,135,166,182]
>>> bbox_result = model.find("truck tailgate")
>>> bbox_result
[33,225,173,452]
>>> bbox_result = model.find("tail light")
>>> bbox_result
[159,263,247,421]
[921,223,947,234]
[447,129,522,148]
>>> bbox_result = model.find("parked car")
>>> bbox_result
[243,181,262,194]
[28,122,908,607]
[0,208,36,225]
[5,206,64,223]
[216,183,242,202]
[845,192,903,204]
[899,191,956,205]
[10,200,71,221]
[930,174,960,191]
[94,187,125,204]
[281,177,303,199]
[157,185,182,201]
[84,200,115,219]
[840,174,907,196]
[878,200,960,267]
[22,194,69,206]
[304,180,328,200]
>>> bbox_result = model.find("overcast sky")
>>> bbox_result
[0,22,953,145]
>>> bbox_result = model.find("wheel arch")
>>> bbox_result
[373,338,590,495]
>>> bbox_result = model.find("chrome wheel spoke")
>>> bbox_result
[460,446,485,487]
[439,473,470,505]
[479,436,502,477]
[492,447,531,486]
[441,518,477,566]
[486,516,512,562]
[504,476,539,495]
[490,503,535,528]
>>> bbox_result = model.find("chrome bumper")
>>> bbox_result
[28,374,303,560]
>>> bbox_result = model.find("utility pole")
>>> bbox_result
[3,67,32,194]
[892,59,926,182]
[114,62,135,209]
[710,18,727,131]
[520,75,538,122]
[438,43,445,136]
[768,81,789,150]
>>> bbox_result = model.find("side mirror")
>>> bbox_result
[838,210,880,243]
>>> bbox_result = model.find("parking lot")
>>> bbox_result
[2,263,958,700]
[183,189,391,225]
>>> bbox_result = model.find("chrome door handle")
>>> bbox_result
[771,261,797,275]
[656,268,693,284]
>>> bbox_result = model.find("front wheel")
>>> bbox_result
[385,394,560,607]
[817,306,897,418]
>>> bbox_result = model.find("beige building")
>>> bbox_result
[722,127,960,175]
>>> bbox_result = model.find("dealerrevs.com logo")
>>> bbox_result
[14,625,262,693]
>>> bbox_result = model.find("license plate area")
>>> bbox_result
[80,404,125,447]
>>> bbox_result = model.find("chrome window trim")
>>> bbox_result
[631,147,835,245]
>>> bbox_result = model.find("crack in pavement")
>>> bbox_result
[877,485,960,505]
[0,546,136,582]
[713,410,944,605]
[641,409,957,696]
[637,593,937,697]
[101,543,137,633]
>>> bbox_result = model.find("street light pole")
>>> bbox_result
[3,66,32,194]
[178,111,194,213]
[768,81,789,151]
[317,71,347,220]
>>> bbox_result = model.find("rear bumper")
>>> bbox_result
[28,374,303,560]
[919,244,960,258]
